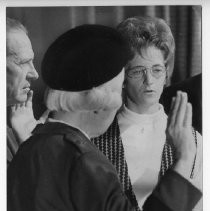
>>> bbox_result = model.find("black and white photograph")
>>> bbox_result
[2,1,207,210]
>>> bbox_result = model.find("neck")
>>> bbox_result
[126,98,159,114]
[52,110,86,132]
[51,109,117,138]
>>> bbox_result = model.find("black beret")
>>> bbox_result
[41,24,131,91]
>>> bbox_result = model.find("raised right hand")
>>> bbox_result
[166,91,196,179]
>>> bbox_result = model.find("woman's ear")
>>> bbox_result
[122,77,127,89]
[121,79,127,105]
[164,66,170,88]
[122,82,125,89]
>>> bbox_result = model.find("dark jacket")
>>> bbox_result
[7,122,201,211]
[7,125,19,166]
[160,73,202,134]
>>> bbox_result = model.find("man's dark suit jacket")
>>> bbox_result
[161,74,202,134]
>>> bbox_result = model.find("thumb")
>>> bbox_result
[38,109,50,124]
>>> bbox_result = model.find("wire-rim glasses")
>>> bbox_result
[126,65,166,79]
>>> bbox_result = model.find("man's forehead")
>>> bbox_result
[7,29,34,60]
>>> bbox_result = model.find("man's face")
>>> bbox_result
[7,29,39,106]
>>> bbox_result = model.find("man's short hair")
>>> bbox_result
[6,17,28,56]
[6,17,28,34]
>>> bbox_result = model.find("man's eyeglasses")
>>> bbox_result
[126,65,166,79]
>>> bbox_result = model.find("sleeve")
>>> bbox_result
[143,170,202,211]
[191,131,203,211]
[7,127,19,165]
[70,152,135,211]
[191,131,202,188]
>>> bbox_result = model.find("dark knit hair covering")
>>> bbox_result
[117,16,175,80]
[42,24,132,92]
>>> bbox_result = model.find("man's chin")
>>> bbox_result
[7,95,27,106]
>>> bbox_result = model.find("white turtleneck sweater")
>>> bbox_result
[117,104,202,210]
[117,104,168,208]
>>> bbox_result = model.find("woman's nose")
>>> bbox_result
[143,69,153,85]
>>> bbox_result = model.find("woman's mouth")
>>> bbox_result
[143,89,155,96]
[144,90,153,93]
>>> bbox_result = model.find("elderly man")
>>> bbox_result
[6,17,39,165]
[8,24,201,211]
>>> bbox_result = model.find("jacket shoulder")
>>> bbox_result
[31,122,97,155]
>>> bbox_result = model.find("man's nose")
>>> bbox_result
[27,63,39,80]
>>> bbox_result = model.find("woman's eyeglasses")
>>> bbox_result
[126,65,166,79]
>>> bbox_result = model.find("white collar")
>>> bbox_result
[119,104,167,125]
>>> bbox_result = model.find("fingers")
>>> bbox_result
[26,90,33,107]
[20,102,25,108]
[15,103,20,110]
[175,92,188,126]
[169,91,181,127]
[168,91,191,128]
[10,104,22,114]
[10,105,16,113]
[38,109,50,124]
[183,103,192,127]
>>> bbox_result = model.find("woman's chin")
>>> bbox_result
[141,96,159,106]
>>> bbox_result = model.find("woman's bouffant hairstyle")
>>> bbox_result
[117,16,175,82]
